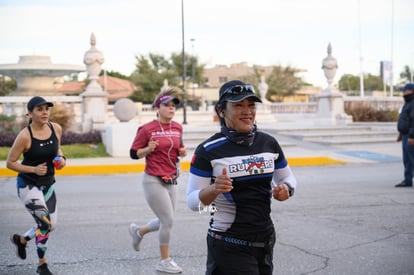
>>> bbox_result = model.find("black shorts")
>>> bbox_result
[205,231,276,275]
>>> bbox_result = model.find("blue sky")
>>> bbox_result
[1,0,413,87]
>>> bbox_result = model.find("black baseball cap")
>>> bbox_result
[218,80,262,103]
[403,83,414,92]
[27,96,54,111]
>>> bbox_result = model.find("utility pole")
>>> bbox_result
[358,0,364,97]
[181,0,187,124]
[390,0,394,97]
[191,38,196,103]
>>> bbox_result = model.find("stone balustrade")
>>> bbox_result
[0,96,82,123]
[268,102,318,113]
[0,96,403,132]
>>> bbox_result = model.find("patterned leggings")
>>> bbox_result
[17,176,57,260]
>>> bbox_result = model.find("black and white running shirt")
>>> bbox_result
[187,131,297,239]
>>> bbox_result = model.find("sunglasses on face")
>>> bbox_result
[220,84,256,100]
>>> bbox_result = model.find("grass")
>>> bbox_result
[0,143,109,161]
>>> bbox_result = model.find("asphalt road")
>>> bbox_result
[1,162,413,275]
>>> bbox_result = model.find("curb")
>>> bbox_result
[0,157,346,177]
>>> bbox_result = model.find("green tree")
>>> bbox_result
[364,74,383,91]
[265,66,302,101]
[235,66,303,102]
[129,54,176,103]
[339,73,383,92]
[0,76,16,96]
[400,65,413,83]
[170,52,205,86]
[100,70,129,80]
[338,74,359,91]
[129,52,204,103]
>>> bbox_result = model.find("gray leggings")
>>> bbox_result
[142,173,177,246]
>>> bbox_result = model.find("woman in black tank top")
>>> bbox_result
[6,96,66,275]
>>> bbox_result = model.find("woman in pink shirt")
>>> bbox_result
[129,88,186,274]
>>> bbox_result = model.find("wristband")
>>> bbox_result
[285,183,294,197]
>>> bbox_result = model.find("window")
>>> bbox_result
[219,76,228,83]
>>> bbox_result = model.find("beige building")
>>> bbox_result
[196,62,319,103]
[202,62,273,88]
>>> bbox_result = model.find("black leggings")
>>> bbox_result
[205,231,276,275]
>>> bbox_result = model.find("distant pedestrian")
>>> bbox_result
[6,96,66,275]
[396,83,414,187]
[128,88,187,273]
[186,80,297,274]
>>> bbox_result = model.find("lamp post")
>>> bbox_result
[181,0,187,124]
[411,52,414,83]
[358,0,364,97]
[390,0,394,97]
[191,38,196,103]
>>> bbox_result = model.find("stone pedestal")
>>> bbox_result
[103,122,138,157]
[80,33,108,132]
[316,43,353,126]
[317,88,352,125]
[102,98,139,157]
[258,74,271,111]
[81,93,108,131]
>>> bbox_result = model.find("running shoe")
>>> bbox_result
[10,234,26,260]
[128,223,143,251]
[156,257,183,273]
[36,263,53,275]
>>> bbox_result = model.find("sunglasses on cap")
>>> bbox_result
[219,84,256,101]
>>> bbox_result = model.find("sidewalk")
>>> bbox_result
[0,141,402,177]
[0,122,402,177]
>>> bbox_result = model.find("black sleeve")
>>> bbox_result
[409,103,414,138]
[130,149,138,159]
